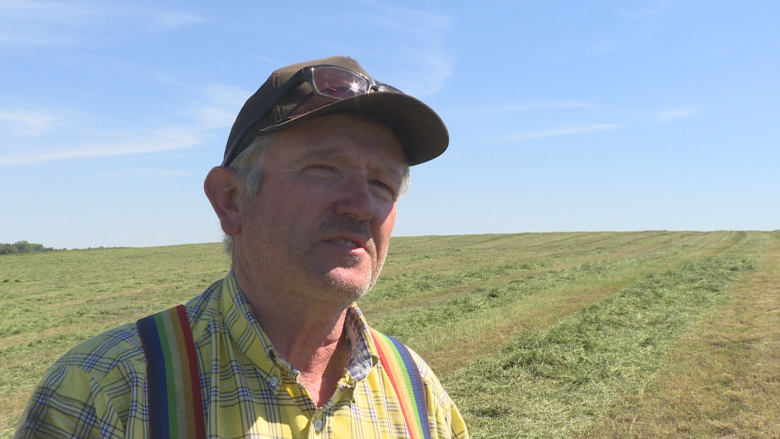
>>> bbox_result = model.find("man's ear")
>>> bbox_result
[204,167,241,236]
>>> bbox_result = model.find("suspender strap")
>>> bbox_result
[137,305,206,439]
[137,307,426,438]
[370,328,432,439]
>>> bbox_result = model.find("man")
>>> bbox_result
[16,56,468,438]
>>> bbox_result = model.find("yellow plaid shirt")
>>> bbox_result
[16,272,469,439]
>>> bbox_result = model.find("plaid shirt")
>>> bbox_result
[16,272,468,439]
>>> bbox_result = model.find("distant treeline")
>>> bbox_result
[0,241,63,255]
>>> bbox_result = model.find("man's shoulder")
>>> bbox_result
[24,320,149,428]
[364,331,469,437]
[16,281,228,438]
[53,321,145,378]
[52,278,225,380]
[366,327,454,408]
[403,344,453,405]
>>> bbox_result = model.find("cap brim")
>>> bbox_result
[258,92,449,166]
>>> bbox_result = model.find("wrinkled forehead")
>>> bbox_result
[274,113,407,168]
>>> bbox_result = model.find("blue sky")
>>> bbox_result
[1,0,778,249]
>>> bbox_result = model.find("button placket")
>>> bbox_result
[265,369,282,397]
[310,405,334,437]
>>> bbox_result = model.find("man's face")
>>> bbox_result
[234,113,406,306]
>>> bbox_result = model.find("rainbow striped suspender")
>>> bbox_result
[137,307,429,439]
[136,305,206,439]
[370,328,432,439]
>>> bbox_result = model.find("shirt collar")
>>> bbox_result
[220,270,378,383]
[342,302,378,382]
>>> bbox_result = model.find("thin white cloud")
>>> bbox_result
[456,101,699,125]
[654,105,702,121]
[586,38,619,55]
[0,109,61,136]
[98,168,195,178]
[488,124,621,143]
[193,106,238,130]
[353,0,454,96]
[0,85,235,166]
[459,101,605,115]
[0,0,112,22]
[0,31,78,46]
[0,0,203,47]
[151,10,203,29]
[0,127,204,165]
[254,55,284,66]
[620,0,676,17]
[190,85,250,129]
[401,51,452,96]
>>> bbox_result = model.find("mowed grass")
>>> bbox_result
[2,231,778,438]
[0,244,231,436]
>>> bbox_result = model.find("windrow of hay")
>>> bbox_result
[585,232,780,438]
[372,258,646,340]
[444,257,754,439]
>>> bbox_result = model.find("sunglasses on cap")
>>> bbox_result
[222,65,403,167]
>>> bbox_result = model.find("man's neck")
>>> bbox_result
[232,266,352,407]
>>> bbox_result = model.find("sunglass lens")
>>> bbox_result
[312,67,369,99]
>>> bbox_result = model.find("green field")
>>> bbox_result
[2,231,779,437]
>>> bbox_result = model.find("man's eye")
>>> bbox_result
[370,180,396,199]
[305,165,338,175]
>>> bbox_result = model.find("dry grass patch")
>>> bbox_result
[584,232,780,438]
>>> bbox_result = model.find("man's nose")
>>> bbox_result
[334,176,374,221]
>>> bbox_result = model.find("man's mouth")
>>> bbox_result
[330,238,359,249]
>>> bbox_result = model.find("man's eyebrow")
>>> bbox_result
[294,148,343,162]
[293,148,404,178]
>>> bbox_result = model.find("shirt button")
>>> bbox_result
[268,376,278,387]
[313,418,323,432]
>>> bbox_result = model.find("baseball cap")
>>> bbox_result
[223,56,449,167]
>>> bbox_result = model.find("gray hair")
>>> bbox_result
[222,134,276,255]
[222,132,411,256]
